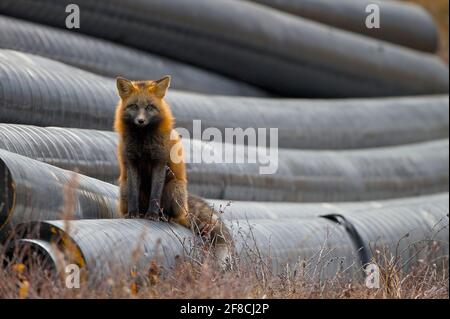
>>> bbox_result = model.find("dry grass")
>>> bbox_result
[404,0,449,62]
[0,1,448,300]
[0,172,448,299]
[0,232,448,299]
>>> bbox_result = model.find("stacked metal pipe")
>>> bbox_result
[0,15,267,97]
[0,51,448,149]
[0,0,448,281]
[2,144,447,278]
[10,194,448,280]
[246,0,439,52]
[0,125,448,202]
[0,0,448,97]
[0,149,119,237]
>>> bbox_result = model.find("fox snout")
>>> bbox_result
[135,115,148,127]
[132,107,152,127]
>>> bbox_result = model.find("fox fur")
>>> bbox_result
[114,76,231,265]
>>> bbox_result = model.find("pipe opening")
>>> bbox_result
[5,239,58,275]
[0,158,14,230]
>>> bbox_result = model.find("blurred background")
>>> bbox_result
[405,0,449,62]
[0,0,448,298]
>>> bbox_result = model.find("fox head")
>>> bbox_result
[115,76,173,130]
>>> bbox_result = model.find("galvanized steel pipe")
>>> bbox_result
[0,149,119,237]
[213,193,450,221]
[13,192,449,279]
[0,15,267,97]
[2,140,447,233]
[0,125,120,185]
[323,201,449,270]
[246,0,439,52]
[1,143,446,225]
[0,125,448,202]
[0,0,448,97]
[14,218,358,281]
[0,51,448,150]
[168,93,449,150]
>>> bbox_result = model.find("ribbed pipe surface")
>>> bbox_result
[0,0,447,97]
[5,191,448,278]
[212,193,450,221]
[0,52,448,149]
[246,0,438,52]
[16,218,358,281]
[1,148,446,229]
[0,149,119,236]
[0,125,448,202]
[0,15,267,97]
[323,202,449,270]
[14,194,449,279]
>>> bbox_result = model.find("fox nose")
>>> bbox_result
[138,119,145,124]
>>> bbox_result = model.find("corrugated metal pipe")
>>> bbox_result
[0,0,448,97]
[2,150,446,280]
[0,125,448,202]
[0,15,268,97]
[246,0,439,52]
[0,50,448,149]
[10,193,448,281]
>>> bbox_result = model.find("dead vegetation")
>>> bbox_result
[0,169,448,299]
[0,0,448,301]
[0,228,447,299]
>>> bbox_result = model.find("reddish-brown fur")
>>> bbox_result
[114,77,232,266]
[114,77,189,226]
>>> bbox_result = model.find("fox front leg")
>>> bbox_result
[126,164,140,218]
[147,163,167,219]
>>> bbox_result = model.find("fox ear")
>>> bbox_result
[154,75,171,98]
[116,77,134,99]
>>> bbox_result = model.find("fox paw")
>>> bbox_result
[144,210,160,221]
[126,211,140,219]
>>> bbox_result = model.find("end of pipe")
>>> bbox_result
[5,239,59,275]
[0,156,15,232]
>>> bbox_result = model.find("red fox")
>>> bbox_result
[114,76,231,265]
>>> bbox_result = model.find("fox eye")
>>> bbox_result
[128,104,138,110]
[145,104,155,110]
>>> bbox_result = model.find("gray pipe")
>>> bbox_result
[188,195,450,268]
[323,203,449,271]
[215,193,449,268]
[212,193,450,221]
[2,140,446,229]
[0,50,116,130]
[0,149,119,237]
[1,51,448,150]
[0,0,447,97]
[12,192,449,280]
[1,142,446,225]
[13,218,358,281]
[0,125,448,202]
[169,92,449,150]
[246,0,439,52]
[0,15,267,97]
[7,239,61,273]
[0,125,120,185]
